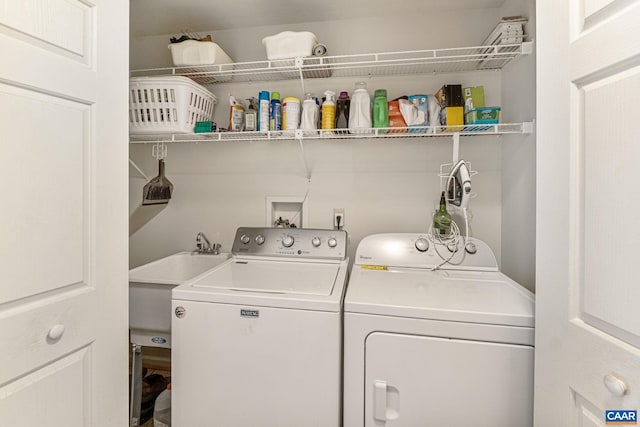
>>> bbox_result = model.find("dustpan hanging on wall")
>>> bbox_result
[142,142,173,205]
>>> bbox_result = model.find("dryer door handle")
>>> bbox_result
[374,380,388,421]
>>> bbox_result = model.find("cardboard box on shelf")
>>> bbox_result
[435,85,463,108]
[463,86,485,113]
[440,106,464,131]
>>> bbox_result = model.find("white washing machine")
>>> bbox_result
[343,233,535,427]
[172,227,349,427]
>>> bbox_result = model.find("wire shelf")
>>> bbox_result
[130,42,532,85]
[129,122,533,144]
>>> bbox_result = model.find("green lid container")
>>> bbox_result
[374,89,387,98]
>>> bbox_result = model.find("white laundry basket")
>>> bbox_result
[129,76,217,134]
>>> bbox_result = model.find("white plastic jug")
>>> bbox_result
[153,384,171,427]
[348,81,372,133]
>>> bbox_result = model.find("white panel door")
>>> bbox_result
[535,0,640,425]
[0,0,129,426]
[364,332,534,426]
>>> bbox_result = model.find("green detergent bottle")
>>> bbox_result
[373,89,389,134]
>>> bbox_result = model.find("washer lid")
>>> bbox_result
[191,259,339,295]
[344,267,534,328]
[173,258,348,312]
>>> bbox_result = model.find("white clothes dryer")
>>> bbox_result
[343,233,535,427]
[172,227,349,427]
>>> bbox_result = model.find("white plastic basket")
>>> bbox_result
[129,76,217,134]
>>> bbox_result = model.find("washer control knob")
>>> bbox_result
[414,238,429,252]
[255,235,265,245]
[312,237,321,247]
[282,235,295,248]
[327,237,338,248]
[447,242,458,252]
[240,234,250,244]
[465,242,477,254]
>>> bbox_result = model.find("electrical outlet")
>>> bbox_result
[333,208,345,230]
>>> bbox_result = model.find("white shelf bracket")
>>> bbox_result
[129,159,149,180]
[522,121,534,134]
[295,57,306,95]
[295,131,311,182]
[452,132,460,163]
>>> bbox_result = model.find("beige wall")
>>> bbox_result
[129,5,537,291]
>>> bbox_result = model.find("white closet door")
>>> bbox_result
[536,0,640,424]
[0,0,129,425]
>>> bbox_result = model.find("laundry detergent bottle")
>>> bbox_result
[300,92,319,131]
[373,89,389,134]
[321,90,336,134]
[349,81,372,134]
[335,91,350,134]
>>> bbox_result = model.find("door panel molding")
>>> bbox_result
[0,0,94,64]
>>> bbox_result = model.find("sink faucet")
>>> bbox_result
[195,232,221,254]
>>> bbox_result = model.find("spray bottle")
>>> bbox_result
[321,90,336,134]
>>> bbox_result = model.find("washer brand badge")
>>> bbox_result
[240,309,259,318]
[606,410,637,425]
[174,306,186,318]
[151,337,167,344]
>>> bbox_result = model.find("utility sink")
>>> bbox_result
[129,251,230,347]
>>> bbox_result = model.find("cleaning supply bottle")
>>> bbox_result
[300,92,318,131]
[282,97,301,130]
[316,96,324,130]
[335,91,350,134]
[269,91,282,131]
[433,191,452,235]
[373,89,389,134]
[245,97,257,131]
[228,95,245,131]
[321,90,336,134]
[348,81,372,134]
[258,91,270,133]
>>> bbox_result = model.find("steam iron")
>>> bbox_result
[446,159,472,210]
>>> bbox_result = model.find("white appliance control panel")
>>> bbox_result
[355,233,499,271]
[232,227,348,260]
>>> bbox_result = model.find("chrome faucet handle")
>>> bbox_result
[210,243,221,255]
[195,232,212,253]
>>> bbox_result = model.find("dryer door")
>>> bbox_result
[365,332,534,426]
